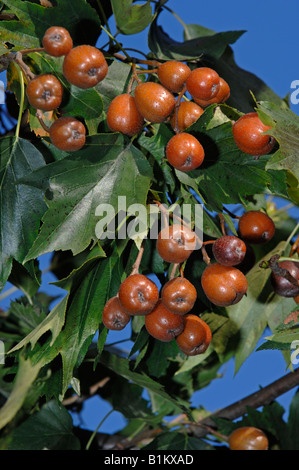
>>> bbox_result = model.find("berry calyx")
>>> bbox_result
[170,100,204,132]
[186,67,220,101]
[157,224,196,264]
[232,112,275,156]
[176,314,212,355]
[228,426,269,451]
[166,132,205,172]
[201,262,248,307]
[42,26,73,57]
[161,277,197,315]
[238,211,275,245]
[212,235,247,266]
[118,273,159,316]
[63,45,108,89]
[145,300,185,342]
[102,296,131,331]
[49,116,86,152]
[271,260,299,298]
[134,82,176,123]
[193,77,230,107]
[157,60,191,93]
[26,74,63,111]
[106,93,144,136]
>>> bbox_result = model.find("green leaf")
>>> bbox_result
[265,326,299,345]
[54,256,118,394]
[142,431,214,450]
[8,294,69,355]
[62,85,103,121]
[111,0,153,35]
[7,400,80,450]
[148,15,244,60]
[228,241,287,373]
[98,350,192,418]
[0,137,47,291]
[95,60,135,115]
[145,339,180,378]
[8,259,41,301]
[257,101,299,186]
[0,355,42,430]
[18,135,152,259]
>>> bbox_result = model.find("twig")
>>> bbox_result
[36,109,50,133]
[13,51,35,81]
[131,239,146,275]
[173,84,187,134]
[218,213,226,236]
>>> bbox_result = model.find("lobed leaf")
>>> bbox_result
[0,137,47,291]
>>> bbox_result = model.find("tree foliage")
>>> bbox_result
[0,0,299,451]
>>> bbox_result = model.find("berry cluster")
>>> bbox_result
[103,222,212,357]
[25,28,276,164]
[102,204,277,355]
[201,210,275,307]
[22,27,280,354]
[26,26,108,151]
[107,61,232,172]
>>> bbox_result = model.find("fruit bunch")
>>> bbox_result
[22,26,280,354]
[26,26,108,151]
[201,210,276,307]
[103,221,212,357]
[24,27,276,165]
[107,61,231,172]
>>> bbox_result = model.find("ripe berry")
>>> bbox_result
[166,132,205,172]
[102,296,131,331]
[145,300,185,342]
[49,116,86,152]
[238,211,275,244]
[118,273,159,316]
[271,260,299,298]
[170,101,204,132]
[157,60,191,93]
[193,77,230,107]
[26,74,63,111]
[176,314,212,355]
[161,277,197,315]
[232,112,275,156]
[106,93,144,136]
[63,45,108,89]
[42,26,73,57]
[134,82,175,123]
[228,426,269,451]
[212,235,247,266]
[186,67,220,101]
[157,224,196,264]
[201,262,248,307]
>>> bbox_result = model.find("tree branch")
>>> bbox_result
[190,367,299,439]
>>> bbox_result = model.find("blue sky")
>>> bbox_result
[1,0,299,439]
